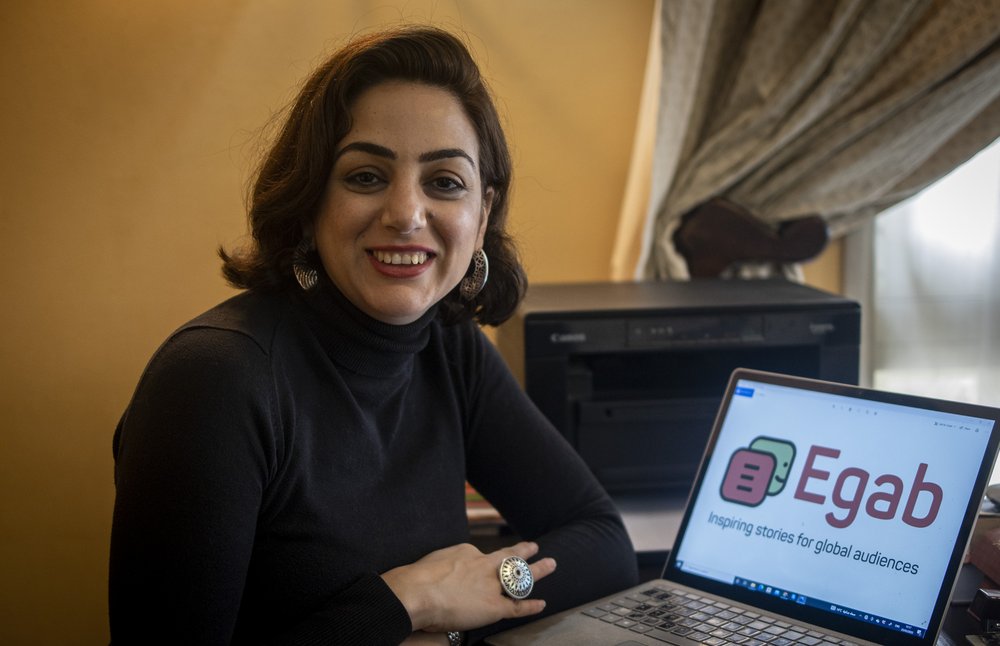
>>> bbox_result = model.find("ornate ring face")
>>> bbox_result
[498,555,534,600]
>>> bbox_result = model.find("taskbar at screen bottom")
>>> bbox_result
[732,576,927,640]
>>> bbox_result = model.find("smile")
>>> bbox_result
[372,250,430,266]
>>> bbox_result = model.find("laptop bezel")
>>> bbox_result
[661,368,1000,645]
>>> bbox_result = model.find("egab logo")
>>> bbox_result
[720,437,796,507]
[721,438,944,529]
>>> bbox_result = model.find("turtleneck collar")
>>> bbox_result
[293,272,438,377]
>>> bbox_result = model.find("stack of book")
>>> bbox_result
[465,482,503,528]
[968,498,1000,587]
[971,541,1000,589]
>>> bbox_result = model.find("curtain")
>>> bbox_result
[612,0,1000,280]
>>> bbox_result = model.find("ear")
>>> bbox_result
[476,187,494,248]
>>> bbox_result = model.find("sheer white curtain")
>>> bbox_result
[868,139,1000,407]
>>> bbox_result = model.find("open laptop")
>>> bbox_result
[488,368,1000,645]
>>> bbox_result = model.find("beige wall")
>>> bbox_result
[0,2,656,643]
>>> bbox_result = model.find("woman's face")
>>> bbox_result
[314,81,492,325]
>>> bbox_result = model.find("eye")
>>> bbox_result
[428,176,466,195]
[345,171,384,190]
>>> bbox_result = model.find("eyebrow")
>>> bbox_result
[419,148,476,169]
[335,141,476,168]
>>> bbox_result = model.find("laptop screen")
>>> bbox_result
[666,370,1000,644]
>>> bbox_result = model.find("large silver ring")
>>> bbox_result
[498,555,534,600]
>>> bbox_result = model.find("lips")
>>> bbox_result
[367,248,435,278]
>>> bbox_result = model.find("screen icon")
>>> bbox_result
[721,437,796,506]
[721,449,775,505]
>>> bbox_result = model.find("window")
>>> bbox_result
[869,139,1000,408]
[843,139,999,479]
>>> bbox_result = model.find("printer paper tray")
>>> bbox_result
[574,397,720,491]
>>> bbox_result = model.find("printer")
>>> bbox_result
[496,279,860,492]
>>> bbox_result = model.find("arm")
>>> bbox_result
[110,327,413,645]
[110,328,271,644]
[463,332,639,635]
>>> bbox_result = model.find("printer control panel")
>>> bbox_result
[627,315,764,346]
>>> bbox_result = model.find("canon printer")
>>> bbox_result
[496,279,860,492]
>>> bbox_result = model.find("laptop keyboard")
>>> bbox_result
[581,586,859,645]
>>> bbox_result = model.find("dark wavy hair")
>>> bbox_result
[219,26,526,326]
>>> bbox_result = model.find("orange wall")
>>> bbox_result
[0,2,655,643]
[0,3,848,642]
[803,238,843,295]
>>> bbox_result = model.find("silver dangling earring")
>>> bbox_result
[460,248,489,300]
[292,237,319,291]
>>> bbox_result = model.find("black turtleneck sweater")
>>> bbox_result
[109,277,637,645]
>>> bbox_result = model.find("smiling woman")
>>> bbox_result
[108,26,637,646]
[0,2,654,643]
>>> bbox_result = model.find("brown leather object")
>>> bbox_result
[673,198,829,277]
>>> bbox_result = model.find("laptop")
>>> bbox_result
[488,368,1000,645]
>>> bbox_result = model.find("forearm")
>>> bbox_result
[530,504,637,605]
[263,575,412,646]
[462,333,638,636]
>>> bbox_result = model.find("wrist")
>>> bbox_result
[382,566,429,631]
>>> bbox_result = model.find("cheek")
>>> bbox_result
[316,201,363,246]
[438,203,485,246]
[449,221,485,260]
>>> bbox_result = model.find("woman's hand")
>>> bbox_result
[381,541,557,633]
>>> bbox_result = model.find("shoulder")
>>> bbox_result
[178,289,291,355]
[114,294,292,494]
[135,290,297,397]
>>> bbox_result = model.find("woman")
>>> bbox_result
[109,26,637,645]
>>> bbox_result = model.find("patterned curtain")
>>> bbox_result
[612,0,1000,280]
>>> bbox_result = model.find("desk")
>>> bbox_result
[613,491,687,554]
[613,491,686,582]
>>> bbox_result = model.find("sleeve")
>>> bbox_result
[265,575,411,646]
[462,330,639,638]
[110,327,276,644]
[109,327,413,645]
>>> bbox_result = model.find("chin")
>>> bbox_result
[360,287,442,325]
[370,303,432,326]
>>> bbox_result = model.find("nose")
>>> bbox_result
[380,181,426,234]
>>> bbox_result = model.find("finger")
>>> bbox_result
[503,541,540,561]
[530,556,557,583]
[507,598,547,618]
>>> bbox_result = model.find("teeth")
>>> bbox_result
[374,250,428,265]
